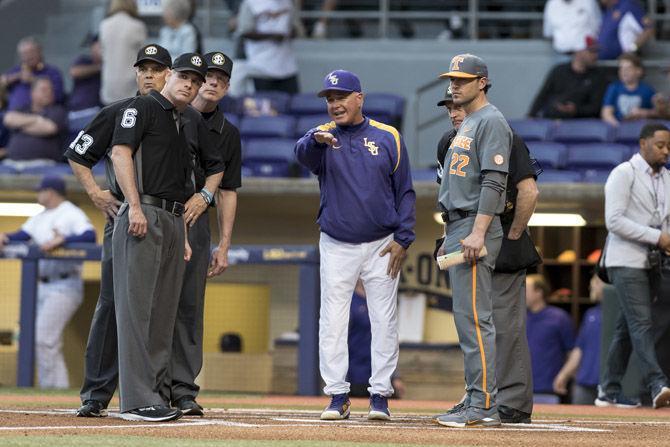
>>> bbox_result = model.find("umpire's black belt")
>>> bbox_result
[441,209,477,223]
[139,194,185,217]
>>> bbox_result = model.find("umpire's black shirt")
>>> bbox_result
[64,96,136,200]
[111,90,191,204]
[202,107,242,191]
[182,105,225,194]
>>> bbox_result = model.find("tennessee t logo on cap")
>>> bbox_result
[317,69,362,97]
[439,54,489,79]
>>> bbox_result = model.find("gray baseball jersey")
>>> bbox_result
[438,104,512,213]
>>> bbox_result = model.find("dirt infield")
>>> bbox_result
[1,392,670,446]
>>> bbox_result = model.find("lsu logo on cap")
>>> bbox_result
[327,73,339,85]
[212,53,225,65]
[145,46,158,55]
[191,55,202,67]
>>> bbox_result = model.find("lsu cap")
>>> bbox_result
[134,44,172,68]
[317,70,362,97]
[172,53,207,82]
[36,175,66,195]
[439,53,488,79]
[204,51,233,78]
[437,86,453,107]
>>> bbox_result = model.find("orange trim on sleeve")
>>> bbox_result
[471,261,491,408]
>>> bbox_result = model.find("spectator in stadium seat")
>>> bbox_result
[68,33,103,112]
[525,274,576,403]
[0,36,65,111]
[553,274,604,405]
[99,0,148,105]
[528,36,609,119]
[234,0,300,94]
[598,0,653,60]
[601,53,656,126]
[2,77,67,168]
[159,0,199,57]
[543,0,601,55]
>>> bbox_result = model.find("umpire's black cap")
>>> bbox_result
[134,44,172,68]
[172,53,207,82]
[204,52,233,78]
[437,87,453,107]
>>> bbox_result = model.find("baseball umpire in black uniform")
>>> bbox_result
[166,51,240,416]
[435,87,542,423]
[110,53,207,422]
[65,44,173,418]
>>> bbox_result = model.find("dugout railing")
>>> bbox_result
[1,243,321,395]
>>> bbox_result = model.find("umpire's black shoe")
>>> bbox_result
[76,399,108,418]
[120,406,183,422]
[498,405,531,424]
[174,396,204,416]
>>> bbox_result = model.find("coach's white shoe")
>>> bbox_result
[320,393,350,420]
[653,386,670,409]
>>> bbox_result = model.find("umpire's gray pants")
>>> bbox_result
[492,270,533,414]
[168,209,211,402]
[445,216,502,409]
[80,220,118,406]
[113,203,185,412]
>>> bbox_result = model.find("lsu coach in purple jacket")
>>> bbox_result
[295,70,416,421]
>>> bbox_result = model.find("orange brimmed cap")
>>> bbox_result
[439,53,488,79]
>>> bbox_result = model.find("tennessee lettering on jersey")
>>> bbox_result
[450,135,473,151]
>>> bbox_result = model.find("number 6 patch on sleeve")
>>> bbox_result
[120,108,138,128]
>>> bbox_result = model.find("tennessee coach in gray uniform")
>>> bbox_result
[65,44,173,418]
[110,53,207,422]
[168,51,241,415]
[435,54,512,428]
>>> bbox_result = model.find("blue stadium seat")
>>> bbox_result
[239,115,296,139]
[581,169,613,183]
[566,143,629,169]
[551,119,613,143]
[295,114,332,137]
[67,107,99,133]
[508,119,554,142]
[364,93,405,128]
[289,93,326,115]
[0,164,17,175]
[412,168,438,182]
[537,169,582,183]
[20,163,72,176]
[614,120,650,144]
[526,141,567,169]
[219,95,240,114]
[243,138,300,177]
[240,91,291,116]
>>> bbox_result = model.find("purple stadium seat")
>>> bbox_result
[289,93,327,115]
[614,120,651,144]
[219,95,240,114]
[581,169,613,183]
[411,168,438,182]
[364,93,405,128]
[537,169,582,183]
[20,163,73,176]
[551,119,614,143]
[239,115,296,139]
[508,119,554,142]
[0,164,18,175]
[566,143,629,169]
[67,107,99,133]
[240,91,291,116]
[243,138,301,177]
[295,114,332,137]
[526,141,567,169]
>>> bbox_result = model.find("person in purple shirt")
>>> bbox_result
[295,69,415,421]
[68,34,102,111]
[2,77,67,165]
[553,274,604,404]
[0,36,65,111]
[525,274,576,401]
[598,0,654,60]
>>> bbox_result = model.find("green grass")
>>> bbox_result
[0,437,462,447]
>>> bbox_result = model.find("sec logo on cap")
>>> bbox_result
[145,46,158,55]
[212,53,225,65]
[191,55,202,66]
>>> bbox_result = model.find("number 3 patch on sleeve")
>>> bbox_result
[121,108,138,128]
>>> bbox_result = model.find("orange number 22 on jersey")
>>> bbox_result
[449,152,470,177]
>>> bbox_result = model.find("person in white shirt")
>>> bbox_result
[543,0,602,54]
[0,176,96,388]
[598,123,670,409]
[158,0,198,58]
[99,0,148,104]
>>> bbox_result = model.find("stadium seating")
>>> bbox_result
[240,115,296,139]
[411,168,438,182]
[295,114,332,137]
[551,119,613,143]
[566,143,629,170]
[225,114,240,129]
[526,141,567,169]
[581,169,612,183]
[509,119,554,142]
[219,96,240,115]
[240,91,291,116]
[364,93,405,128]
[536,169,582,183]
[243,138,301,177]
[289,93,327,115]
[614,120,650,144]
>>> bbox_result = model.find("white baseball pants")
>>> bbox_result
[36,277,83,388]
[319,232,400,397]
